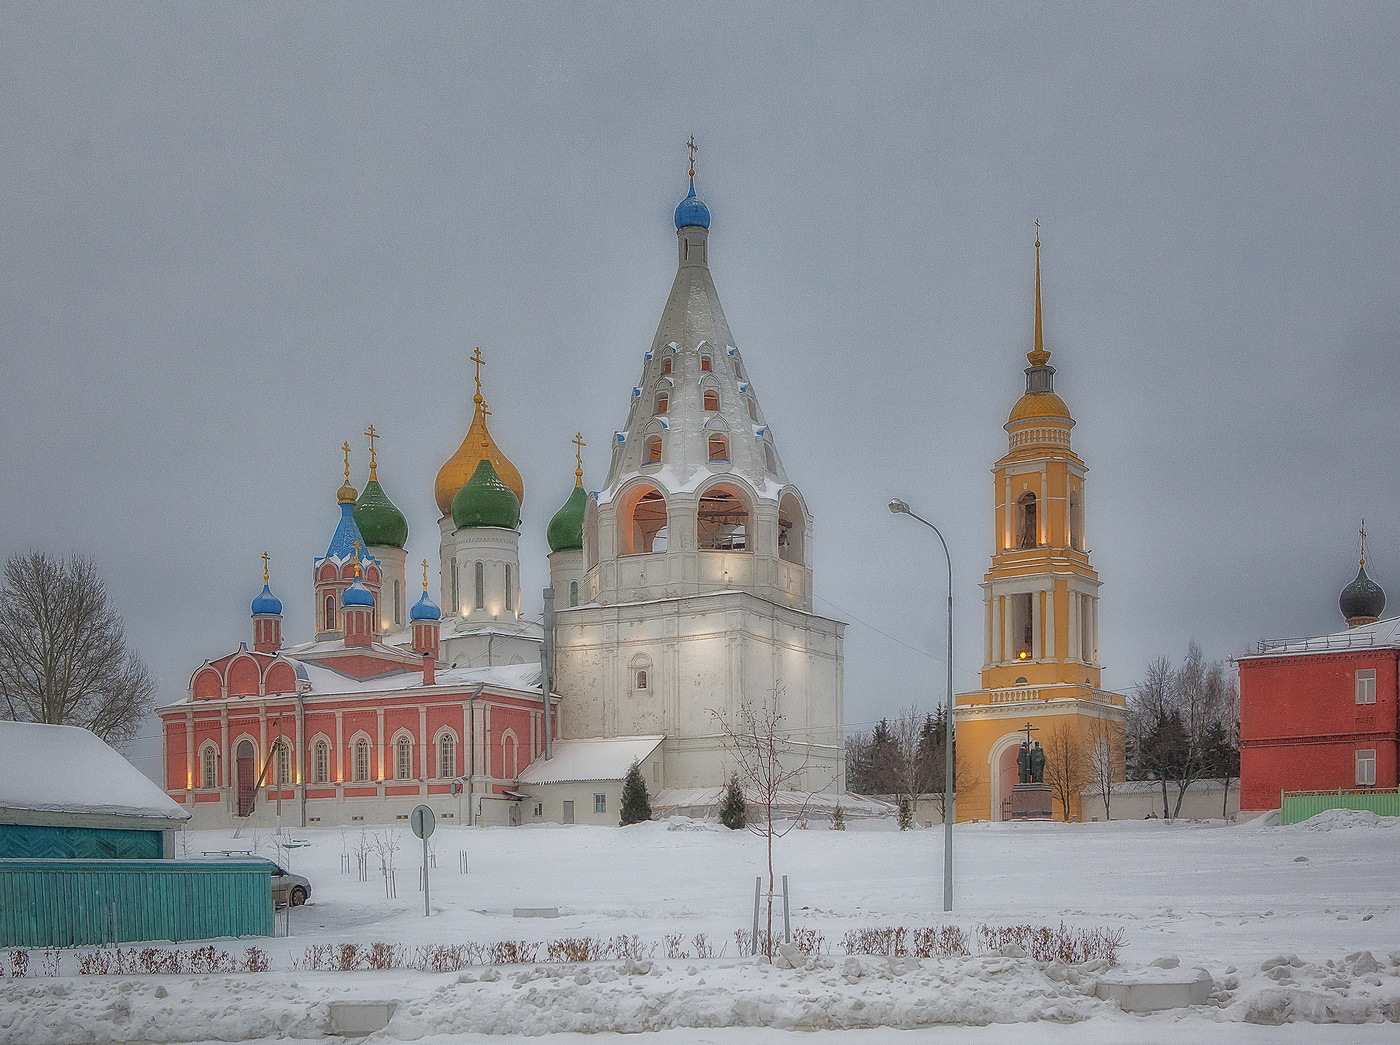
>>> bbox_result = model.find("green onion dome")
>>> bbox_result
[547,484,587,552]
[452,458,521,530]
[353,478,409,549]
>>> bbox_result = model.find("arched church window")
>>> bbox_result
[646,436,662,463]
[505,564,513,611]
[662,358,672,374]
[700,355,711,372]
[438,733,456,778]
[274,741,291,788]
[704,389,719,411]
[502,732,519,778]
[698,486,749,552]
[569,580,578,606]
[617,485,668,555]
[778,491,805,564]
[201,745,218,789]
[746,397,757,420]
[393,580,402,625]
[764,443,777,473]
[313,740,329,784]
[630,653,653,693]
[636,669,648,690]
[1014,676,1028,686]
[1016,493,1037,550]
[353,738,371,781]
[1012,593,1034,660]
[451,556,458,611]
[708,434,728,462]
[1069,490,1083,551]
[474,561,485,610]
[324,594,335,632]
[395,736,413,780]
[655,393,669,415]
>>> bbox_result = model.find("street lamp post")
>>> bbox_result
[888,497,955,912]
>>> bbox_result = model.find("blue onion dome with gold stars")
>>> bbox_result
[452,458,521,530]
[251,584,282,617]
[410,590,441,622]
[675,177,710,230]
[342,575,375,608]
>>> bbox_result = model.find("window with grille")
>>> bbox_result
[396,737,413,779]
[505,564,513,611]
[314,741,329,784]
[201,746,218,789]
[1357,748,1377,786]
[439,734,456,778]
[1356,669,1377,705]
[474,561,484,609]
[275,742,291,787]
[354,739,371,782]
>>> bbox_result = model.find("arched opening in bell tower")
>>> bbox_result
[616,484,669,555]
[778,491,805,564]
[1016,493,1038,550]
[1012,593,1034,661]
[698,485,750,552]
[1069,490,1083,551]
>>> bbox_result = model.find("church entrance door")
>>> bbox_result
[236,740,256,818]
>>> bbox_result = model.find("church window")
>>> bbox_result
[747,397,757,420]
[708,434,728,462]
[274,741,291,787]
[313,741,329,784]
[636,669,648,690]
[505,564,513,611]
[393,580,402,625]
[1016,493,1037,550]
[703,390,720,411]
[655,393,668,415]
[324,594,336,632]
[1012,593,1034,660]
[778,491,805,564]
[395,736,413,780]
[201,745,218,789]
[698,486,749,551]
[617,485,668,555]
[438,733,456,778]
[1080,598,1092,662]
[663,358,672,374]
[474,561,484,610]
[353,738,371,782]
[1069,490,1083,551]
[646,436,662,463]
[1357,748,1377,786]
[700,355,711,372]
[451,557,459,612]
[502,732,519,778]
[569,580,579,607]
[1014,676,1028,686]
[734,358,742,376]
[1356,669,1377,705]
[631,653,653,692]
[764,443,777,473]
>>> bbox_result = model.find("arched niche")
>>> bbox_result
[615,483,668,555]
[778,489,807,565]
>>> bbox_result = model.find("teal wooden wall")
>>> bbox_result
[0,823,163,860]
[1281,787,1400,825]
[0,859,273,947]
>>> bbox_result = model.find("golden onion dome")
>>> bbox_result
[434,395,524,517]
[337,482,358,505]
[1008,390,1073,424]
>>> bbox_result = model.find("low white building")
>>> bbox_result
[516,736,665,825]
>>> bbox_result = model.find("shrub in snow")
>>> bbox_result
[718,773,746,830]
[898,796,913,831]
[619,761,652,825]
[830,804,846,830]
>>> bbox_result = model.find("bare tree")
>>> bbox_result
[0,552,155,745]
[885,706,940,829]
[1041,722,1086,821]
[711,692,812,961]
[1082,713,1126,821]
[1128,655,1178,818]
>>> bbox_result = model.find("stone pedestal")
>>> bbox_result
[1009,783,1053,819]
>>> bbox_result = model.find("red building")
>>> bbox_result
[1239,557,1397,812]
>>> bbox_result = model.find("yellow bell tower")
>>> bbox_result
[953,232,1128,823]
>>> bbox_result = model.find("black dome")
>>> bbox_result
[1340,564,1386,623]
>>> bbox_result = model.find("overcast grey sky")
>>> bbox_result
[3,4,1398,780]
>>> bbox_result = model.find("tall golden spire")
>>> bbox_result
[364,424,379,481]
[573,432,587,488]
[1028,220,1051,368]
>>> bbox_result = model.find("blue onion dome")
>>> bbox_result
[342,576,375,608]
[250,584,282,617]
[1340,564,1386,624]
[410,590,441,622]
[452,458,521,530]
[675,178,710,230]
[547,484,588,553]
[354,479,409,549]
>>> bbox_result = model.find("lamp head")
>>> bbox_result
[888,498,910,515]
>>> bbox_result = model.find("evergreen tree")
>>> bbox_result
[830,803,846,830]
[898,795,913,831]
[619,761,652,826]
[718,773,747,829]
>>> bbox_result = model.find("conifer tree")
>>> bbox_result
[619,761,652,825]
[718,773,746,829]
[898,795,913,831]
[829,803,846,831]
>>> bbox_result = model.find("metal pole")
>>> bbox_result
[422,831,430,917]
[782,875,790,943]
[275,714,283,835]
[542,587,555,759]
[752,876,761,955]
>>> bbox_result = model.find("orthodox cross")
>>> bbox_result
[470,347,486,399]
[421,559,430,591]
[351,539,362,576]
[1034,217,1040,248]
[1360,519,1368,567]
[364,424,379,479]
[341,441,352,484]
[573,432,587,484]
[687,134,698,178]
[262,551,270,585]
[1020,721,1038,748]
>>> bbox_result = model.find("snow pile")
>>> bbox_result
[1289,808,1399,832]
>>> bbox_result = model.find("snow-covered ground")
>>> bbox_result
[3,810,1398,1043]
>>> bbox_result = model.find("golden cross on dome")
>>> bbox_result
[422,559,430,591]
[687,135,698,178]
[364,424,379,480]
[262,552,270,585]
[351,539,362,576]
[341,441,352,484]
[481,401,491,419]
[1360,519,1368,567]
[470,347,486,401]
[1034,217,1040,247]
[573,432,587,485]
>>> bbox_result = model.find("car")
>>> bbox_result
[254,858,312,907]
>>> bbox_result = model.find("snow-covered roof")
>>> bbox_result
[0,721,189,822]
[1249,615,1400,657]
[517,736,664,785]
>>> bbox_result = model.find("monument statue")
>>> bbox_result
[1016,742,1031,784]
[1029,741,1046,784]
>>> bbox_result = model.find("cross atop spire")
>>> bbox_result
[471,347,486,404]
[351,539,362,577]
[1361,519,1368,568]
[687,134,698,179]
[422,558,430,591]
[364,424,379,480]
[1029,221,1050,368]
[573,432,587,487]
[342,441,352,484]
[262,551,270,585]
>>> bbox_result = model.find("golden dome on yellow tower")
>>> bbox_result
[1008,390,1072,423]
[433,348,525,518]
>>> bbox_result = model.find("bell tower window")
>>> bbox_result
[1012,593,1034,660]
[505,564,513,611]
[324,594,335,631]
[1069,490,1082,551]
[703,390,719,411]
[662,358,672,374]
[698,486,750,552]
[646,436,662,463]
[474,561,485,610]
[700,355,711,372]
[655,393,668,415]
[617,485,668,555]
[1016,493,1037,550]
[708,434,728,462]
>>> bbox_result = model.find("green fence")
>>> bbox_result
[1280,788,1400,825]
[0,859,274,947]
